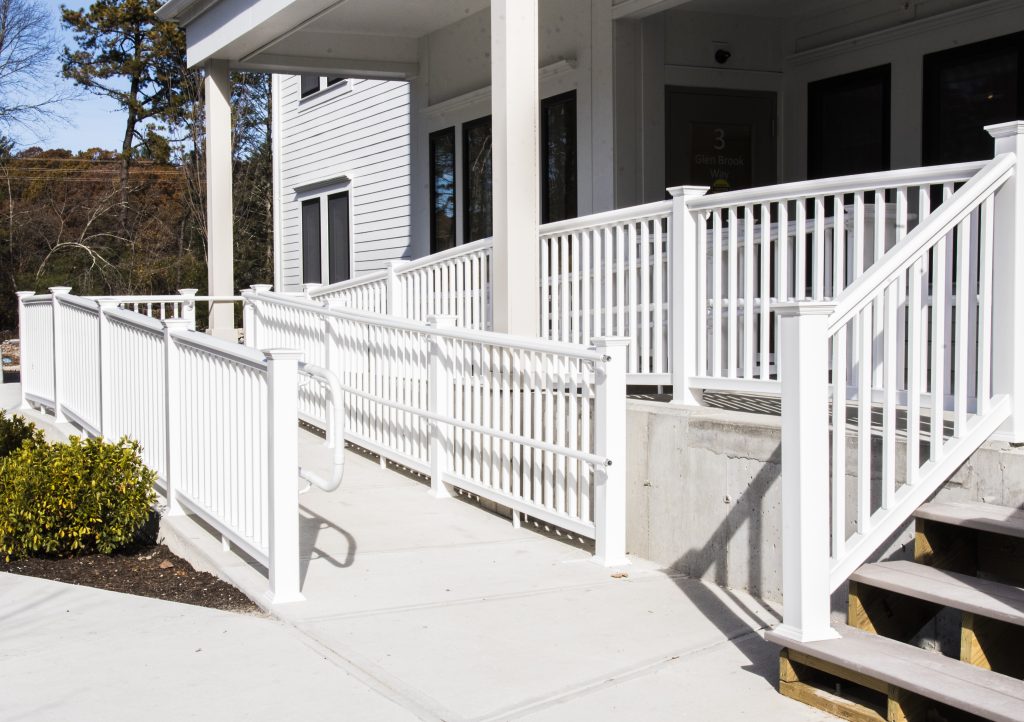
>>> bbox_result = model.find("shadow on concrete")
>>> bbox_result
[298,504,356,585]
[666,441,785,685]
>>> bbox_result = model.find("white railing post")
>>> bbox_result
[986,121,1024,442]
[96,299,118,436]
[265,347,305,604]
[669,185,710,405]
[427,315,456,499]
[592,336,630,566]
[177,288,198,329]
[162,318,192,516]
[302,283,322,300]
[385,260,405,317]
[49,286,72,423]
[243,284,273,349]
[774,301,838,643]
[14,291,34,404]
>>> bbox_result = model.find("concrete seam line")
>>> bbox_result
[472,630,768,722]
[284,620,463,722]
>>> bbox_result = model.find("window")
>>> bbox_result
[301,198,322,283]
[429,127,456,254]
[462,115,493,243]
[300,183,352,284]
[541,91,577,223]
[923,32,1024,165]
[299,75,349,99]
[808,65,891,179]
[300,74,321,98]
[326,192,351,283]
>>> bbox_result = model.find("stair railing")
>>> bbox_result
[775,136,1023,643]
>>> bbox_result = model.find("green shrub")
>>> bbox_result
[0,436,157,561]
[0,410,43,458]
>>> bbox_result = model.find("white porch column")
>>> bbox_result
[205,59,235,341]
[491,0,540,336]
[987,121,1024,443]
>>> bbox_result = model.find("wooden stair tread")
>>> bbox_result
[850,560,1024,627]
[916,501,1024,539]
[766,623,1024,722]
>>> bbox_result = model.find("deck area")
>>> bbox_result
[1,382,830,720]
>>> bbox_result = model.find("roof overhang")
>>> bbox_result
[158,0,490,79]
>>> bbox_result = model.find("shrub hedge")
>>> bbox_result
[0,430,157,561]
[0,410,44,458]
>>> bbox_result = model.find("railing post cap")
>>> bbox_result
[426,314,457,328]
[985,121,1024,139]
[774,300,837,318]
[177,288,199,296]
[95,298,120,308]
[249,284,273,293]
[15,291,35,298]
[264,347,304,362]
[666,185,710,199]
[49,286,72,295]
[591,336,631,348]
[161,317,193,331]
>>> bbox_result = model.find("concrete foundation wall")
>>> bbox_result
[626,398,1024,604]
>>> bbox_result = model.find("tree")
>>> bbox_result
[60,0,188,207]
[0,0,74,136]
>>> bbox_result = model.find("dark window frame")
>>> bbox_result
[301,197,322,283]
[541,90,578,224]
[807,64,891,179]
[462,114,493,244]
[922,31,1024,166]
[429,126,457,254]
[326,190,351,284]
[300,74,321,98]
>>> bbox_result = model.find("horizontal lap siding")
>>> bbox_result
[278,77,412,290]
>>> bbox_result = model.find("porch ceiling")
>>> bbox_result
[159,0,488,78]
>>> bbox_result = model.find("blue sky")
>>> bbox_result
[26,0,126,152]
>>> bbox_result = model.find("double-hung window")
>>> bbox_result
[462,115,493,244]
[300,185,352,285]
[429,127,456,254]
[299,74,349,99]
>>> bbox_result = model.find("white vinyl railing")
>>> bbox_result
[311,238,493,330]
[16,288,309,603]
[540,201,673,382]
[775,150,1018,643]
[680,161,987,396]
[245,289,629,563]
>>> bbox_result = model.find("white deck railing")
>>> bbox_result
[679,160,986,397]
[311,238,493,330]
[774,149,1018,643]
[540,201,673,382]
[16,289,309,603]
[246,289,629,563]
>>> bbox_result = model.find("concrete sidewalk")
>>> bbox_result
[0,574,419,722]
[1,383,833,721]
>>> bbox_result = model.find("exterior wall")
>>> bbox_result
[626,399,1024,604]
[410,0,616,256]
[273,75,412,291]
[615,0,1024,203]
[270,0,1024,284]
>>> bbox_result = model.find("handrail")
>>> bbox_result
[393,237,492,274]
[827,153,1015,334]
[105,305,167,333]
[57,294,101,312]
[171,328,268,370]
[539,200,672,236]
[687,159,987,210]
[90,294,244,303]
[255,290,607,362]
[298,363,345,493]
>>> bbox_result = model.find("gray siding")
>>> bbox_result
[276,75,412,291]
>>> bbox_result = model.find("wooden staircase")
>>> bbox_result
[767,501,1024,722]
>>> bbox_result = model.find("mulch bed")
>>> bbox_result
[0,542,263,614]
